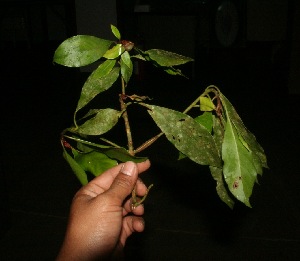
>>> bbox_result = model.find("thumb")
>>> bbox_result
[106,161,138,205]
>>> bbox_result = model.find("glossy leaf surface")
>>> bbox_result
[74,150,118,177]
[103,44,125,59]
[76,67,120,112]
[53,35,112,67]
[63,147,88,185]
[92,60,116,78]
[121,51,131,67]
[199,96,215,111]
[111,24,121,40]
[147,105,221,167]
[121,54,133,83]
[76,109,121,135]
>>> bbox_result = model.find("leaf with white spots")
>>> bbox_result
[76,67,120,113]
[146,104,222,167]
[53,35,112,67]
[76,109,121,135]
[209,166,235,209]
[222,116,257,207]
[219,93,268,169]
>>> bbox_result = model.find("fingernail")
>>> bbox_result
[121,161,136,176]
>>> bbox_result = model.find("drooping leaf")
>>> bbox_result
[120,55,133,83]
[76,109,121,135]
[212,114,224,156]
[131,54,147,61]
[145,49,194,67]
[199,96,215,111]
[74,150,118,177]
[146,104,222,167]
[219,93,268,169]
[63,147,88,185]
[76,67,120,112]
[194,112,213,133]
[209,166,235,209]
[111,24,121,40]
[103,44,125,59]
[222,117,257,207]
[164,67,186,77]
[53,35,112,67]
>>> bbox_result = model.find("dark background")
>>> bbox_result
[0,0,299,260]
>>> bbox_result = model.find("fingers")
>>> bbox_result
[123,197,144,216]
[135,178,148,196]
[77,160,150,198]
[119,216,145,247]
[105,161,141,205]
[136,159,151,174]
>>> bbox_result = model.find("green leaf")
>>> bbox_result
[164,67,187,77]
[111,24,121,40]
[76,109,121,135]
[53,35,112,67]
[219,93,268,169]
[121,55,133,83]
[92,60,116,78]
[76,67,120,112]
[222,117,257,207]
[69,138,148,163]
[209,166,235,209]
[211,115,224,156]
[178,112,213,160]
[131,54,146,61]
[103,44,125,59]
[145,49,194,67]
[102,147,148,163]
[199,96,215,111]
[74,150,118,177]
[63,147,88,185]
[146,104,222,167]
[194,112,213,133]
[121,51,131,68]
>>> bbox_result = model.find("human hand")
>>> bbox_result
[56,160,151,261]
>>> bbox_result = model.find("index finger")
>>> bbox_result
[79,160,151,196]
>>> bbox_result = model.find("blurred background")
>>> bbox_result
[0,0,299,260]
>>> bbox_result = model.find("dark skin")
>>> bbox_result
[56,160,151,261]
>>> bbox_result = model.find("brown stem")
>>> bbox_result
[120,97,134,155]
[134,132,163,154]
[120,78,134,156]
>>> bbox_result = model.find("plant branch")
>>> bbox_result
[120,78,135,155]
[183,85,220,114]
[99,138,121,148]
[134,132,164,154]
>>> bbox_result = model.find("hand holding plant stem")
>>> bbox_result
[54,25,267,209]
